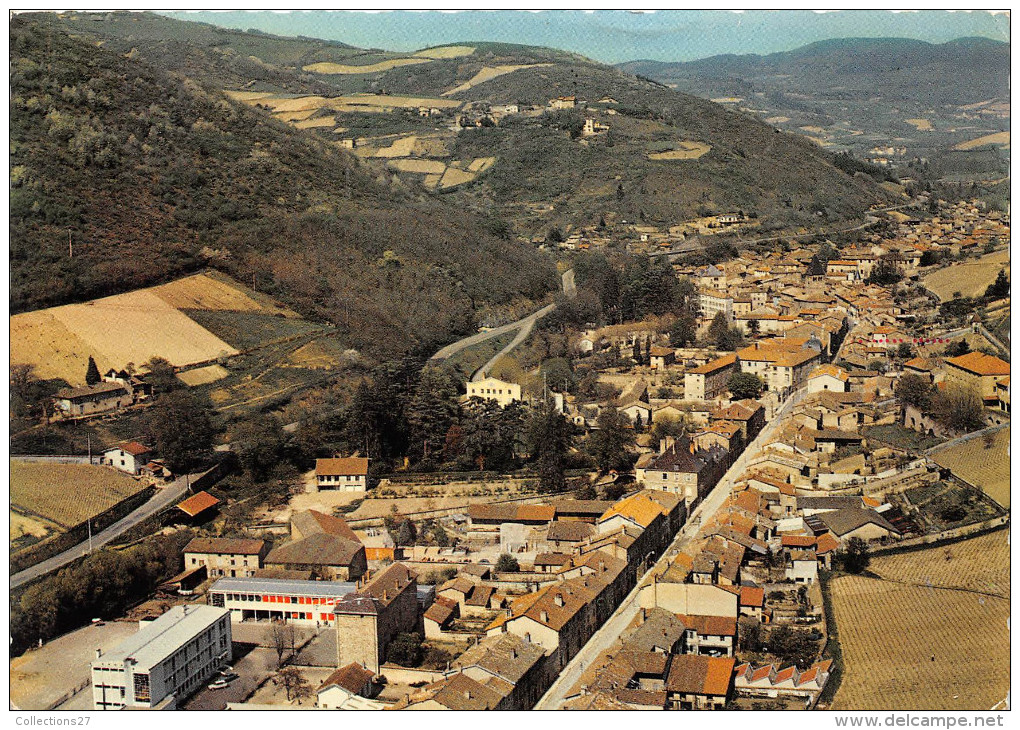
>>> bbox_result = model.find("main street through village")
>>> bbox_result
[536,384,808,709]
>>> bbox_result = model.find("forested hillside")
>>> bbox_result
[9,18,556,358]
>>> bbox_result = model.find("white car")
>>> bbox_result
[208,679,230,690]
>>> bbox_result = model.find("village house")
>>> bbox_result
[466,376,522,407]
[676,614,737,657]
[449,632,549,710]
[264,509,367,581]
[737,341,822,393]
[813,507,902,544]
[942,351,1010,405]
[314,456,369,492]
[333,563,420,673]
[734,659,832,700]
[684,353,738,401]
[640,437,729,504]
[549,95,577,109]
[183,537,268,579]
[649,346,677,370]
[316,663,378,709]
[807,364,849,393]
[424,595,459,638]
[711,400,766,441]
[665,655,736,710]
[101,441,153,475]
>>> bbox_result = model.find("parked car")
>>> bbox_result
[219,672,239,682]
[208,679,230,690]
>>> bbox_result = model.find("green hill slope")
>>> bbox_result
[35,12,893,237]
[10,17,557,359]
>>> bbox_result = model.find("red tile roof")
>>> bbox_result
[176,491,220,517]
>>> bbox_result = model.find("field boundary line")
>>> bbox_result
[856,571,1009,602]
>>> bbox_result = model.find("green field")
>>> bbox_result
[183,309,328,351]
[863,424,945,452]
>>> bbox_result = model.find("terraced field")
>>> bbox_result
[831,532,1010,710]
[931,427,1010,507]
[10,461,147,531]
[923,249,1010,300]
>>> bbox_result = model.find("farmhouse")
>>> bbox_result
[101,441,153,475]
[807,364,849,393]
[816,508,902,543]
[175,491,220,522]
[54,381,133,418]
[315,456,370,492]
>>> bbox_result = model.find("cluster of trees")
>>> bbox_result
[11,530,195,655]
[895,374,985,434]
[572,253,697,327]
[866,255,904,286]
[708,311,745,351]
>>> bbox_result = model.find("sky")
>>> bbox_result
[159,9,1009,64]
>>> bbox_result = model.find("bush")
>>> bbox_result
[495,553,520,572]
[386,632,423,667]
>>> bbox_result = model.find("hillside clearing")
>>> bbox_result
[302,58,431,74]
[441,63,552,96]
[930,427,1010,508]
[177,364,229,386]
[905,118,933,131]
[830,569,1009,710]
[954,131,1010,150]
[413,46,475,59]
[12,291,237,385]
[293,116,337,129]
[387,158,448,174]
[648,142,711,160]
[923,249,1009,300]
[10,461,147,530]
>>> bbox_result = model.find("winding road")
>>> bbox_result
[536,384,808,709]
[11,470,202,589]
[430,269,575,379]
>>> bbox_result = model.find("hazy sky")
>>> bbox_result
[159,9,1009,64]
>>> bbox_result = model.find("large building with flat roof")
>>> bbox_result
[90,605,230,710]
[208,576,357,626]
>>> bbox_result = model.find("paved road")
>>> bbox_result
[535,385,808,709]
[430,269,574,367]
[10,471,198,589]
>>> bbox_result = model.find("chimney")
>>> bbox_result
[540,610,549,622]
[464,690,472,700]
[554,594,564,607]
[382,589,388,601]
[95,648,102,660]
[510,649,517,660]
[689,440,696,455]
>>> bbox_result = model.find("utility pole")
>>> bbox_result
[68,230,73,258]
[87,518,93,553]
[87,433,92,465]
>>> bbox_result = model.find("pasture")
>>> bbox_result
[830,534,1010,711]
[931,427,1010,508]
[414,46,475,59]
[923,248,1009,300]
[441,64,551,96]
[647,142,712,160]
[10,461,147,530]
[303,58,431,74]
[954,131,1010,151]
[177,364,229,387]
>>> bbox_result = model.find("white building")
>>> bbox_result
[208,576,358,626]
[466,376,521,407]
[91,605,231,710]
[101,442,153,475]
[699,291,733,321]
[315,457,369,492]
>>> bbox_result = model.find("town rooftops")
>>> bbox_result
[184,537,266,555]
[452,632,545,684]
[315,457,369,476]
[546,521,595,542]
[945,351,1010,377]
[209,576,357,598]
[416,672,503,710]
[666,655,736,697]
[176,491,220,518]
[468,503,555,524]
[598,492,666,529]
[93,605,228,672]
[676,614,738,637]
[266,531,364,567]
[739,586,766,608]
[291,509,360,542]
[551,499,615,517]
